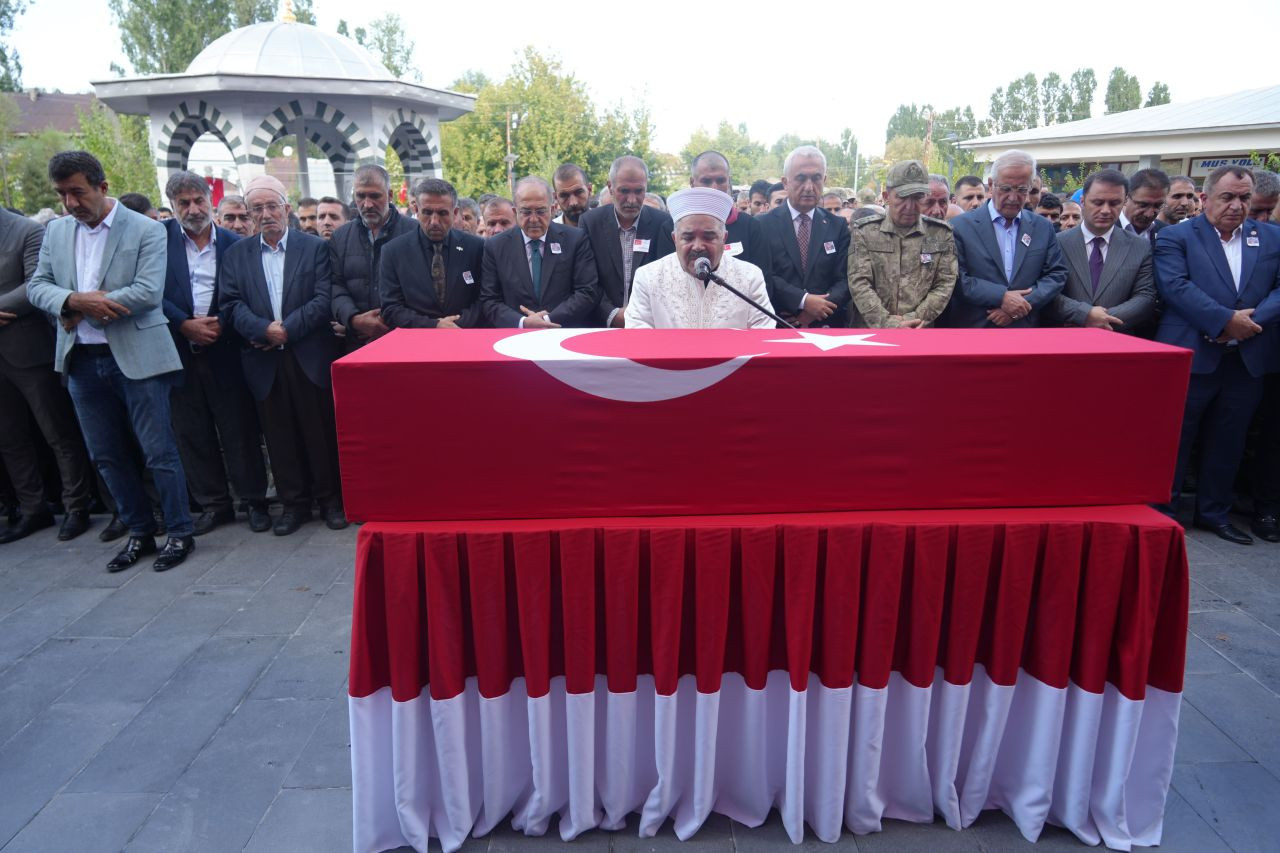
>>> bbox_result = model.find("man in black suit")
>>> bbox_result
[160,170,269,535]
[760,145,851,327]
[480,176,600,328]
[218,175,344,536]
[381,178,486,329]
[0,207,93,543]
[580,155,673,327]
[689,150,773,288]
[1120,168,1170,246]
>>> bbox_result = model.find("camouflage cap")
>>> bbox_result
[885,160,930,197]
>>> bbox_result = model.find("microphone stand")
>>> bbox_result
[696,262,797,330]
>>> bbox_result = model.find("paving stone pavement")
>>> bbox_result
[0,512,1275,852]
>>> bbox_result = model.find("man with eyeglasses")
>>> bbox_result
[480,175,600,328]
[945,148,1067,328]
[760,145,851,327]
[219,174,345,536]
[1119,168,1170,246]
[580,155,673,327]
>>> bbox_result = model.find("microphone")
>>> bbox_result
[691,255,796,329]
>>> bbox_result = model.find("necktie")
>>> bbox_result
[1088,236,1105,295]
[796,213,811,276]
[529,239,543,302]
[430,242,446,305]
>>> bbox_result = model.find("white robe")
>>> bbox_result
[624,253,776,329]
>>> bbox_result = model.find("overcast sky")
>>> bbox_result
[13,0,1280,156]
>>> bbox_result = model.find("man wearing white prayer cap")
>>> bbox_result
[624,187,776,329]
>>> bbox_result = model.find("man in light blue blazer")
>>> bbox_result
[946,149,1068,328]
[26,151,195,572]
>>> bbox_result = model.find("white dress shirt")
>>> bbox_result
[786,201,818,309]
[260,231,288,322]
[1081,224,1115,263]
[73,199,121,345]
[1218,225,1243,291]
[182,227,217,317]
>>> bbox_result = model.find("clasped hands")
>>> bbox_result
[987,288,1033,327]
[62,290,129,332]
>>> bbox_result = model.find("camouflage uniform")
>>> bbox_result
[846,213,957,327]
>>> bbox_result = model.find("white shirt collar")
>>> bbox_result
[79,198,118,234]
[1218,224,1243,244]
[1082,223,1114,244]
[181,224,215,251]
[787,201,817,221]
[987,199,1019,226]
[260,230,288,253]
[521,228,547,247]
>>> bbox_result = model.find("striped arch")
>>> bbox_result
[378,108,441,179]
[156,100,244,170]
[246,99,374,170]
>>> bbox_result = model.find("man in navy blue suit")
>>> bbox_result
[1155,164,1280,544]
[946,149,1067,327]
[161,170,269,535]
[219,174,344,537]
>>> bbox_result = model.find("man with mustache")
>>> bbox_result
[1158,176,1197,226]
[160,170,270,535]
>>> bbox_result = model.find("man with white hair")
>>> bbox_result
[760,145,851,327]
[945,149,1067,327]
[625,188,775,329]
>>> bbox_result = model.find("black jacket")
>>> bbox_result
[579,204,674,325]
[380,227,488,329]
[328,206,417,341]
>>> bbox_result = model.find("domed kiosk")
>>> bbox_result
[92,14,475,199]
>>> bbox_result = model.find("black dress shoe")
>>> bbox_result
[153,535,195,572]
[107,535,156,572]
[247,502,272,533]
[98,515,128,542]
[273,511,308,536]
[0,511,55,544]
[57,509,91,541]
[323,506,349,530]
[1195,520,1254,546]
[1251,515,1280,543]
[192,508,236,536]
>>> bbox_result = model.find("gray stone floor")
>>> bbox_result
[0,514,1275,852]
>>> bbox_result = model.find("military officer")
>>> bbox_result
[847,160,957,328]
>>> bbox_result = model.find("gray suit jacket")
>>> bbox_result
[27,201,181,379]
[1051,225,1156,333]
[0,207,52,369]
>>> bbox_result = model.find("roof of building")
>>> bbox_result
[4,91,95,135]
[962,85,1280,147]
[185,21,393,81]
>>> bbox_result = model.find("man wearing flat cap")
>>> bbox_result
[625,188,775,329]
[219,174,346,536]
[847,160,957,328]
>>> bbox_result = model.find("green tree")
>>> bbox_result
[0,0,26,91]
[885,104,929,144]
[1104,67,1142,114]
[988,87,1008,134]
[1006,73,1040,130]
[682,121,769,183]
[291,0,315,24]
[1040,72,1071,125]
[77,101,157,198]
[109,0,275,74]
[441,48,657,199]
[338,14,419,81]
[1145,82,1171,107]
[1069,68,1097,120]
[11,129,71,212]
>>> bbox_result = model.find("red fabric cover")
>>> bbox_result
[348,505,1187,704]
[333,329,1191,522]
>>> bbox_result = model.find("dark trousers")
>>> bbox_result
[1254,373,1280,517]
[171,347,267,513]
[1168,350,1265,525]
[257,349,341,514]
[66,349,193,538]
[0,352,92,516]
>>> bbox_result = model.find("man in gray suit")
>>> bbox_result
[1049,169,1157,334]
[0,207,94,543]
[27,151,195,572]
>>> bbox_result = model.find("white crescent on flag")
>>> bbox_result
[492,328,764,403]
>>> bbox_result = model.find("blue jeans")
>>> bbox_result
[66,350,193,537]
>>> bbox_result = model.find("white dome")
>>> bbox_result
[186,22,395,81]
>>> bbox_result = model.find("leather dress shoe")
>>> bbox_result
[273,510,308,536]
[323,506,349,530]
[192,508,235,536]
[107,535,157,572]
[153,535,195,572]
[0,511,55,544]
[1251,514,1280,543]
[98,515,128,542]
[57,509,91,541]
[1195,520,1254,546]
[247,502,272,533]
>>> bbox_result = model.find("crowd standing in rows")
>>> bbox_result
[1,144,1277,572]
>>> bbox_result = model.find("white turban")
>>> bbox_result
[667,187,733,224]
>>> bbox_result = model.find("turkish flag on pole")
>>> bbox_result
[205,176,224,207]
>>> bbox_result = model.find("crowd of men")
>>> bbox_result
[1,143,1278,574]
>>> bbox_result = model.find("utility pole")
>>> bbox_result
[505,110,518,198]
[923,109,935,169]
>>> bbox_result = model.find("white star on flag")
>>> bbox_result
[766,331,897,351]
